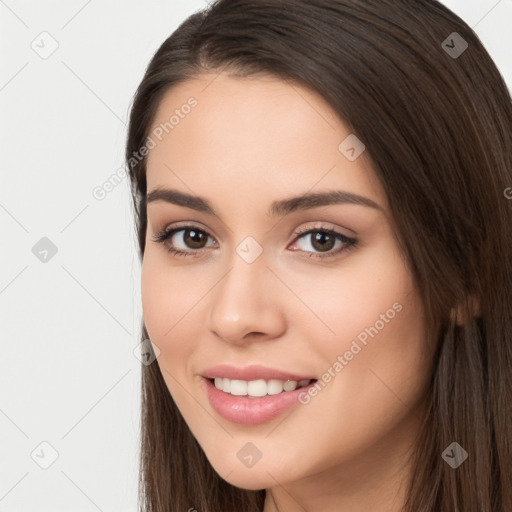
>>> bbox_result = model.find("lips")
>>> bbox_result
[201,363,316,382]
[202,376,318,425]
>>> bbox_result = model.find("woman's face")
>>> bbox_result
[142,72,433,503]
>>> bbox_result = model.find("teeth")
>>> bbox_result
[283,380,297,391]
[213,377,312,397]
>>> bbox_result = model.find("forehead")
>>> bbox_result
[145,73,387,214]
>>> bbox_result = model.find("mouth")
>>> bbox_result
[206,377,318,398]
[202,376,319,425]
[200,363,319,423]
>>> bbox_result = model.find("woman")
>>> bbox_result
[125,1,512,510]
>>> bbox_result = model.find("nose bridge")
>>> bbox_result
[207,240,284,343]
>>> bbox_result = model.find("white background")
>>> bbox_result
[1,1,511,510]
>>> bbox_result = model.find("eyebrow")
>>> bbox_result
[146,188,382,217]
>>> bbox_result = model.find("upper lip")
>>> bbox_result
[201,364,316,382]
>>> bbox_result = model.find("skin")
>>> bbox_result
[141,72,436,512]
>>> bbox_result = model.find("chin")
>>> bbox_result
[221,471,271,491]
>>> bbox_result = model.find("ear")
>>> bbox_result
[450,294,481,325]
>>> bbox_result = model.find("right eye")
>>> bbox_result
[152,225,217,257]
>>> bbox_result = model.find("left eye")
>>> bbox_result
[289,228,357,258]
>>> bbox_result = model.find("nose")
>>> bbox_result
[207,251,286,346]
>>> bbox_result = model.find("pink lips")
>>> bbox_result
[202,378,317,425]
[200,364,317,425]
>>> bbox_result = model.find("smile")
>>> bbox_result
[203,377,318,425]
[212,377,314,397]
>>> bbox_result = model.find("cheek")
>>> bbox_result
[316,253,428,430]
[288,240,413,349]
[140,251,189,345]
[295,241,429,404]
[141,256,167,340]
[141,250,211,370]
[141,254,197,401]
[141,249,201,336]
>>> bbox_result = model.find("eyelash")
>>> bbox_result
[151,224,358,260]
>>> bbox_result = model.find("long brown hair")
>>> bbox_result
[125,1,512,510]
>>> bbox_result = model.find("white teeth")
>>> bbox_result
[213,377,312,397]
[230,379,247,396]
[222,379,231,393]
[248,379,267,396]
[267,379,284,395]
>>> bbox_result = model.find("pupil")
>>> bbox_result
[185,229,206,248]
[312,231,334,252]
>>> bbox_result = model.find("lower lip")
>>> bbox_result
[202,377,317,425]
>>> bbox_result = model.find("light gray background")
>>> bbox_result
[1,1,510,510]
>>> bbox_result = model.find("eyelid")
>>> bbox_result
[154,220,352,241]
[157,220,210,232]
[152,220,215,240]
[292,221,353,238]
